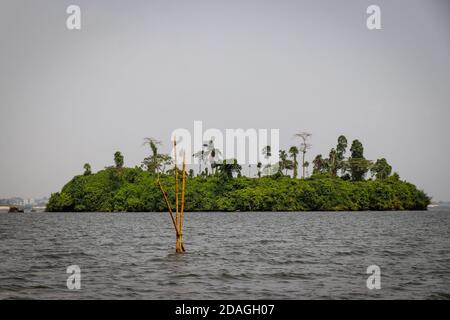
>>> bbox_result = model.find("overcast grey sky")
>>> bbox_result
[1,0,449,201]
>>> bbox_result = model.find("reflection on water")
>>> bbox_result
[0,209,449,299]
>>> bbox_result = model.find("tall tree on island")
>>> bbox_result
[262,145,271,158]
[279,150,293,175]
[289,146,299,178]
[192,142,209,176]
[303,161,310,176]
[328,148,338,177]
[257,162,262,178]
[312,154,326,174]
[336,135,348,160]
[83,163,92,176]
[114,151,124,169]
[217,159,242,179]
[348,139,370,181]
[295,132,312,178]
[204,139,222,175]
[371,158,392,179]
[142,137,170,174]
[336,135,348,176]
[261,145,278,176]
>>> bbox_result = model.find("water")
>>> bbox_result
[0,209,449,299]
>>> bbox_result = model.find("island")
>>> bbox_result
[47,135,430,212]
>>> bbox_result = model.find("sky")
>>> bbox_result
[0,0,449,201]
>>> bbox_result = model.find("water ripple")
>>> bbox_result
[0,209,449,299]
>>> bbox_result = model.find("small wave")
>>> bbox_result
[334,251,353,257]
[37,251,93,259]
[173,273,202,279]
[428,292,450,299]
[263,271,310,280]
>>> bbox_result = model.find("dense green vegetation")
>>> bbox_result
[47,169,430,212]
[47,134,430,212]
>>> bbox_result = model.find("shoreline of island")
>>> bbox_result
[46,170,430,212]
[46,135,431,213]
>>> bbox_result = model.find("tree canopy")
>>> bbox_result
[47,133,430,212]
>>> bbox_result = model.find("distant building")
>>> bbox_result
[0,206,9,213]
[0,196,48,209]
[0,205,23,213]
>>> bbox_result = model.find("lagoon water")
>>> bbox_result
[0,209,449,299]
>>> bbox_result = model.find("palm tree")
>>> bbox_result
[288,146,299,178]
[313,154,326,174]
[262,145,272,158]
[142,137,166,174]
[295,132,312,178]
[279,150,287,174]
[192,142,209,175]
[83,163,92,176]
[217,159,242,178]
[257,162,262,178]
[261,145,278,176]
[159,154,173,173]
[303,161,310,177]
[192,150,204,175]
[278,150,293,175]
[143,137,161,158]
[204,139,222,175]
